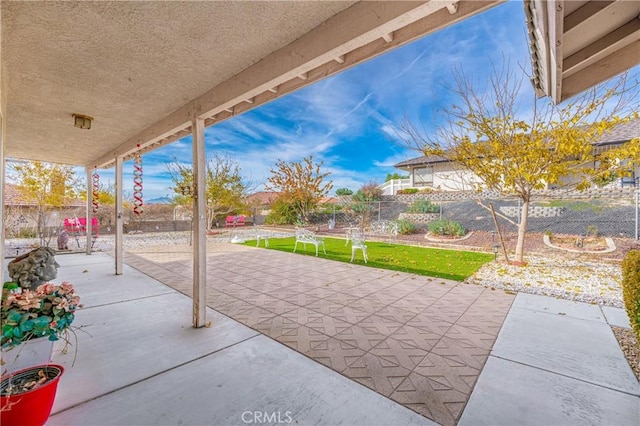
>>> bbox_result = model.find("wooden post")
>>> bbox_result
[489,203,510,264]
[115,156,124,275]
[192,117,207,328]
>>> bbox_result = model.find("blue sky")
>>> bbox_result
[102,1,534,201]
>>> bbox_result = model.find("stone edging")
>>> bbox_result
[543,234,616,253]
[424,231,474,242]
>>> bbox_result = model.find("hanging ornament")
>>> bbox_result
[133,155,144,216]
[91,170,100,214]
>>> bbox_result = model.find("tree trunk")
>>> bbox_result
[515,200,529,263]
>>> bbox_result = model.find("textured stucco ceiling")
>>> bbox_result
[2,1,355,166]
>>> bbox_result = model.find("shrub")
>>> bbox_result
[428,219,465,237]
[397,188,419,195]
[265,198,298,225]
[622,250,640,339]
[359,181,383,201]
[407,199,439,213]
[335,188,353,196]
[394,218,416,235]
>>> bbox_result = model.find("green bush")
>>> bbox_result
[407,199,439,213]
[265,198,298,225]
[394,218,416,235]
[428,219,465,237]
[335,188,353,196]
[622,250,640,340]
[397,188,419,195]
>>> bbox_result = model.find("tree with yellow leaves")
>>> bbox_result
[167,154,250,230]
[9,160,81,245]
[265,156,333,224]
[401,64,639,263]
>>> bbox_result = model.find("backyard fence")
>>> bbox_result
[317,192,638,238]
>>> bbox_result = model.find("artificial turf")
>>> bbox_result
[243,236,492,281]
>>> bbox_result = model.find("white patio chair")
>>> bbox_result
[350,231,368,263]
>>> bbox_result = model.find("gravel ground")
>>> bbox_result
[612,326,640,382]
[466,256,624,307]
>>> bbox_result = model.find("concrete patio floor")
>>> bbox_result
[5,238,637,425]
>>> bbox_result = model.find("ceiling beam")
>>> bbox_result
[563,18,640,77]
[564,0,616,33]
[91,0,502,168]
[562,39,640,102]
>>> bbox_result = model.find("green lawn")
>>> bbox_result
[243,236,492,281]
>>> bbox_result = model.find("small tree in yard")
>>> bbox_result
[265,156,333,224]
[401,64,639,263]
[9,161,80,245]
[167,154,249,230]
[347,181,383,229]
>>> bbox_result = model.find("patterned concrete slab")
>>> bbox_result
[126,241,516,425]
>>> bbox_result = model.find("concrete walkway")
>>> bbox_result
[460,293,639,426]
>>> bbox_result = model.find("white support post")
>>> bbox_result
[192,117,207,328]
[85,168,92,255]
[0,115,4,285]
[115,156,124,274]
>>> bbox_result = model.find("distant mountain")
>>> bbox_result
[146,196,173,205]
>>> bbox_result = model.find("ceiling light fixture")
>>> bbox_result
[72,113,93,130]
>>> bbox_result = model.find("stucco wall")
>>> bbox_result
[412,162,482,192]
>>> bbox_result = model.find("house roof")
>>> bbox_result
[394,119,640,169]
[394,154,450,169]
[245,191,279,206]
[1,1,500,169]
[524,0,640,104]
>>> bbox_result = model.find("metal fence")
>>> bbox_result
[315,193,639,239]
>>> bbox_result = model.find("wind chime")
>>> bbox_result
[91,170,100,214]
[133,154,144,216]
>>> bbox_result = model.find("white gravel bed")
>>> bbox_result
[467,256,623,308]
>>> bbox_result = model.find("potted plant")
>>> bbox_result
[1,281,81,374]
[1,364,65,426]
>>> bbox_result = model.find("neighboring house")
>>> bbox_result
[393,120,640,193]
[3,184,85,237]
[244,191,279,215]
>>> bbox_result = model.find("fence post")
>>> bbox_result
[636,189,640,241]
[378,201,381,221]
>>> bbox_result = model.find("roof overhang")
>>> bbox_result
[2,1,501,169]
[525,0,640,104]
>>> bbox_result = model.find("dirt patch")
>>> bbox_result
[549,234,610,251]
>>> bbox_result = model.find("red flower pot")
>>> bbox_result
[1,364,64,426]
